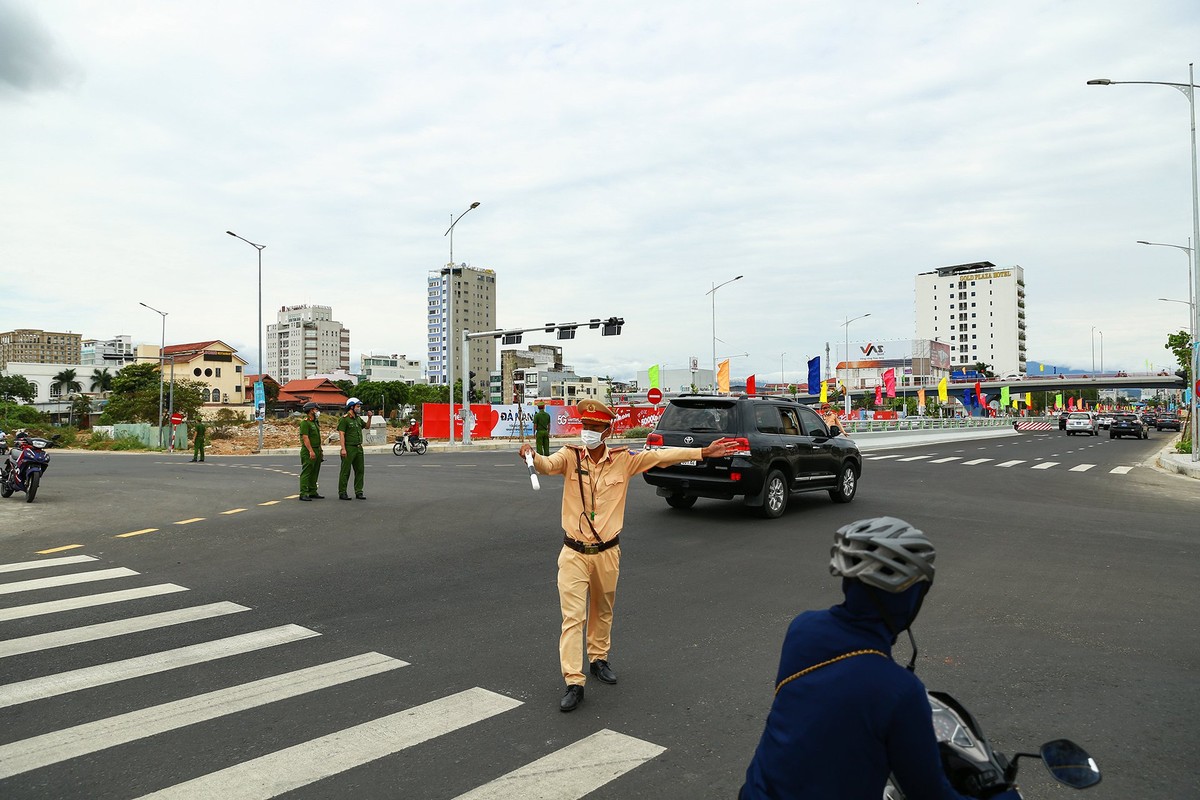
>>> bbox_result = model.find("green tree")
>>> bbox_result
[1166,330,1193,380]
[0,375,37,404]
[70,394,93,428]
[90,368,114,396]
[970,362,994,378]
[111,362,163,395]
[333,379,356,397]
[52,368,82,396]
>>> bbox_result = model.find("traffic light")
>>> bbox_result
[601,317,624,336]
[557,325,578,340]
[501,332,523,344]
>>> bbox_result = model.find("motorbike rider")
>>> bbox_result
[0,428,7,454]
[740,517,1020,800]
[403,418,419,451]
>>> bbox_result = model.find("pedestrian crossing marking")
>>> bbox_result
[174,518,205,525]
[996,460,1026,468]
[0,602,249,659]
[0,583,189,622]
[868,454,900,460]
[1069,464,1096,472]
[135,688,523,800]
[0,554,97,573]
[1031,462,1059,470]
[928,457,961,464]
[0,652,408,780]
[0,567,139,596]
[1110,466,1134,474]
[0,624,318,709]
[897,455,930,462]
[962,458,993,466]
[452,728,667,800]
[35,544,86,555]
[117,528,160,538]
[222,508,247,515]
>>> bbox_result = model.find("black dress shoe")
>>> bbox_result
[560,684,584,712]
[311,494,325,499]
[299,495,312,501]
[339,494,351,500]
[356,494,366,500]
[589,659,617,684]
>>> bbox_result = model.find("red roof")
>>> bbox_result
[276,378,348,407]
[162,340,222,355]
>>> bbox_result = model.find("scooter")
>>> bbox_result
[884,690,1100,798]
[1,434,59,503]
[392,435,428,456]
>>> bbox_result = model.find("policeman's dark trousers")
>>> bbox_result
[536,431,551,456]
[300,453,321,496]
[338,445,365,495]
[193,441,205,461]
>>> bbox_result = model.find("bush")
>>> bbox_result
[87,432,151,451]
[621,426,651,439]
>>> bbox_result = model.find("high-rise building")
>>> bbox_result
[426,265,497,396]
[0,329,82,368]
[265,305,350,385]
[915,261,1027,375]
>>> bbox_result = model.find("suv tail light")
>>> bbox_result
[645,433,663,448]
[728,437,751,457]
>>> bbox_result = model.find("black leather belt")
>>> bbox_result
[563,535,620,555]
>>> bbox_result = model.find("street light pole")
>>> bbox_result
[442,202,480,446]
[226,231,266,453]
[706,275,743,391]
[1089,64,1199,461]
[781,352,787,391]
[1099,330,1104,375]
[139,302,167,448]
[841,313,871,415]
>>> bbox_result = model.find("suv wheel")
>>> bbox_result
[665,494,697,510]
[830,464,858,504]
[758,470,788,519]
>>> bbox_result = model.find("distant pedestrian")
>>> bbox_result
[533,401,552,456]
[337,397,367,500]
[189,418,207,462]
[299,402,324,501]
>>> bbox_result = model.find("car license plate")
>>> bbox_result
[680,460,698,466]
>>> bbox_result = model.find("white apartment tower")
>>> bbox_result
[426,265,497,396]
[265,304,350,384]
[915,261,1027,375]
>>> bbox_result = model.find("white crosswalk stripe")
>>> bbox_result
[995,460,1025,468]
[1070,464,1096,472]
[868,454,1133,476]
[1110,466,1134,474]
[897,455,930,462]
[0,583,188,621]
[928,456,961,463]
[0,554,98,573]
[962,458,993,466]
[1031,462,1058,470]
[0,567,139,595]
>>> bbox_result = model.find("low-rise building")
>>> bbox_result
[159,341,249,410]
[81,335,135,367]
[359,353,423,384]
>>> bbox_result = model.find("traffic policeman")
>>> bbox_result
[337,397,368,500]
[189,417,207,462]
[533,401,552,456]
[299,401,324,500]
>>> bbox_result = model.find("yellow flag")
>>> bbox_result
[648,365,660,389]
[1025,392,1032,407]
[717,359,730,394]
[819,380,828,402]
[1012,395,1020,408]
[937,375,948,402]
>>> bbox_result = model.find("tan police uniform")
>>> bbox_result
[530,399,703,687]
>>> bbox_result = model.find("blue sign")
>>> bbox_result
[253,380,265,421]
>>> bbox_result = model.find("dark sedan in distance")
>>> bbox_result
[1109,413,1148,439]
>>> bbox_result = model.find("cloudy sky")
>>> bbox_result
[3,1,1198,384]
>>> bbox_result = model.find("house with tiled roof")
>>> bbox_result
[275,378,349,412]
[158,340,249,413]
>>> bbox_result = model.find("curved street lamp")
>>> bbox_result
[841,313,871,414]
[139,302,167,448]
[706,275,743,387]
[226,231,266,452]
[442,202,481,445]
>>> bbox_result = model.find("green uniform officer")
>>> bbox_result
[190,418,207,462]
[299,401,324,501]
[533,402,552,456]
[337,396,368,500]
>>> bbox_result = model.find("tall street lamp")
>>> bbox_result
[781,352,787,389]
[442,202,481,446]
[1089,65,1199,460]
[706,275,743,389]
[226,231,266,453]
[139,302,167,448]
[1140,240,1196,402]
[1091,326,1098,373]
[841,313,871,414]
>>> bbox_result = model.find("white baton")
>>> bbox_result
[524,452,540,491]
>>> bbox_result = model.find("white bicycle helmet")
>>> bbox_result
[830,517,935,593]
[346,397,362,409]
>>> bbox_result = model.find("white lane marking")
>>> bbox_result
[452,728,666,800]
[1110,466,1134,474]
[1031,462,1059,470]
[996,460,1026,468]
[0,568,139,596]
[135,687,523,800]
[962,458,993,466]
[0,624,317,709]
[868,455,900,460]
[897,455,931,462]
[1069,464,1096,472]
[0,653,407,780]
[0,602,249,659]
[0,555,98,573]
[0,584,189,622]
[928,457,961,464]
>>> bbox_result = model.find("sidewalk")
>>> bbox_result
[1157,441,1200,480]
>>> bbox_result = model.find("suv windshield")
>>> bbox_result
[656,401,738,433]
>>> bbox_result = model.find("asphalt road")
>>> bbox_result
[0,430,1195,799]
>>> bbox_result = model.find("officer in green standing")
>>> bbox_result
[189,416,207,462]
[533,401,552,457]
[337,396,367,500]
[299,401,324,501]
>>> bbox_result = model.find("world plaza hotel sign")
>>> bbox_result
[962,270,1013,281]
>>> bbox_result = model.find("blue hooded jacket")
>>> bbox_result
[740,580,1011,799]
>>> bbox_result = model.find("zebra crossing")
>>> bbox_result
[861,452,1134,475]
[0,554,665,797]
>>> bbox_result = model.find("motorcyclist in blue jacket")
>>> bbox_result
[740,517,1021,799]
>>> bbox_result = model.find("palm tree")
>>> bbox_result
[90,367,114,397]
[52,368,83,397]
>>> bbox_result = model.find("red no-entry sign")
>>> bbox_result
[647,388,663,404]
[170,413,184,425]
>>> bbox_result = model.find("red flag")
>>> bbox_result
[883,368,896,398]
[974,381,984,406]
[875,385,883,405]
[746,374,756,396]
[1068,396,1076,410]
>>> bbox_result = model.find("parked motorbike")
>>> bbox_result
[1,434,60,503]
[884,690,1100,798]
[392,435,428,456]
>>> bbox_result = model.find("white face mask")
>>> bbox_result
[580,429,604,449]
[313,411,321,418]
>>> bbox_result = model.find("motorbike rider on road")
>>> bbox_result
[403,418,419,451]
[740,517,1020,800]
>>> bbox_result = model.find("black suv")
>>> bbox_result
[641,395,862,518]
[1156,413,1182,432]
[1109,413,1147,439]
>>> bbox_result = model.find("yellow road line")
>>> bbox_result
[284,494,300,499]
[222,508,248,515]
[258,500,280,506]
[37,544,85,554]
[116,528,159,538]
[174,518,205,525]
